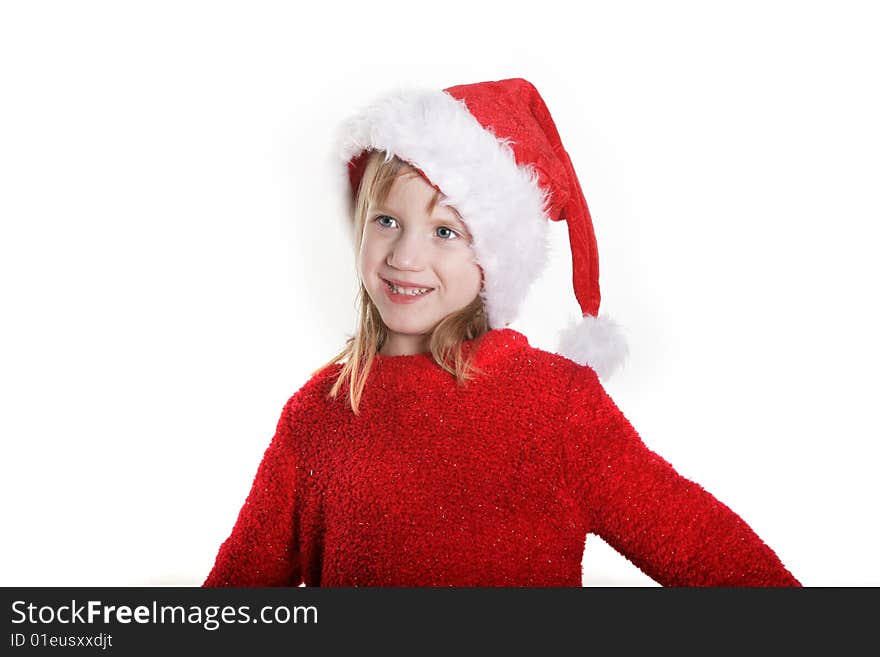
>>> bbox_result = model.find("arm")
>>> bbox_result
[203,396,303,587]
[560,366,800,587]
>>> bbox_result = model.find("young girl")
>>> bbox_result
[203,78,800,587]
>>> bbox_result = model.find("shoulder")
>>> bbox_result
[281,362,345,420]
[512,340,602,393]
[492,337,605,419]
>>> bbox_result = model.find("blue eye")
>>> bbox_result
[436,226,459,240]
[374,215,461,241]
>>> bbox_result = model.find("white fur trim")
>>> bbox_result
[336,88,552,329]
[557,314,628,379]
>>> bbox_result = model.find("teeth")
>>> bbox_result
[388,281,431,296]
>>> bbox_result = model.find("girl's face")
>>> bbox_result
[358,167,483,356]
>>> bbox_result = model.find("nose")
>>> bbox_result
[386,229,427,271]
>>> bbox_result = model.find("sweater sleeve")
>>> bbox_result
[203,396,303,587]
[560,365,801,587]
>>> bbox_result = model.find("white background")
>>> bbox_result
[1,0,877,587]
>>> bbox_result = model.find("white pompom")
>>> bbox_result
[557,314,629,379]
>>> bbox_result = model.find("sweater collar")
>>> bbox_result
[371,328,529,375]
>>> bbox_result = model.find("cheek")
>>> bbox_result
[357,238,380,274]
[356,245,365,278]
[445,258,483,295]
[470,264,484,293]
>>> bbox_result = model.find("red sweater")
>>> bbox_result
[203,328,800,587]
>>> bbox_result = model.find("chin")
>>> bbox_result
[381,317,433,334]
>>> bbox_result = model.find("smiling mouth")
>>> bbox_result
[382,279,434,297]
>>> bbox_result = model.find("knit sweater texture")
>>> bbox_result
[203,328,800,587]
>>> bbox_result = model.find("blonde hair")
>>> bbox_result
[312,149,490,414]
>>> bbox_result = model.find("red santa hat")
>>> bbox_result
[336,77,628,379]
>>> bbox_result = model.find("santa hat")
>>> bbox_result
[336,77,628,379]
